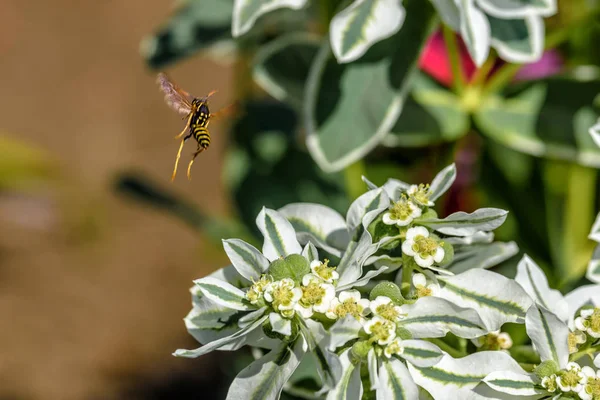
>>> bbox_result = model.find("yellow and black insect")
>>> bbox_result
[156,72,232,181]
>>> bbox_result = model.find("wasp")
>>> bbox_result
[156,72,232,181]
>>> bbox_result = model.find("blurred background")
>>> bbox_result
[0,1,237,399]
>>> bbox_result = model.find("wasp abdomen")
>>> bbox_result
[192,126,211,149]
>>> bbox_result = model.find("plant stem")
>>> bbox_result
[570,346,599,362]
[442,24,466,94]
[343,160,367,200]
[427,338,465,358]
[469,53,496,88]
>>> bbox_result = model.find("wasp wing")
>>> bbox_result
[156,73,192,116]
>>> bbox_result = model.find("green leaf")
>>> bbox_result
[232,0,308,37]
[141,0,234,68]
[329,0,406,63]
[488,14,544,63]
[223,239,270,281]
[256,207,302,261]
[525,305,569,369]
[417,208,508,236]
[194,277,251,311]
[438,269,533,330]
[474,75,600,167]
[226,339,305,400]
[382,74,470,148]
[377,358,419,400]
[278,203,350,257]
[398,296,488,339]
[174,315,268,358]
[304,1,436,172]
[447,241,519,274]
[253,33,320,108]
[482,371,543,396]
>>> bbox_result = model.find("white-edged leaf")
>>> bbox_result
[448,241,519,274]
[381,178,411,201]
[564,284,600,329]
[174,315,268,358]
[514,254,568,321]
[483,371,543,396]
[525,305,569,369]
[417,208,508,236]
[438,269,533,330]
[477,0,556,18]
[232,0,308,37]
[327,316,363,351]
[368,349,379,391]
[194,277,251,311]
[269,312,292,336]
[298,319,338,389]
[185,295,240,346]
[590,119,600,148]
[279,203,350,256]
[589,212,600,242]
[429,0,460,29]
[587,245,600,284]
[223,239,270,281]
[594,354,600,368]
[488,14,544,64]
[256,207,302,261]
[445,231,494,245]
[377,358,419,400]
[239,307,268,328]
[330,0,406,63]
[226,338,305,400]
[429,163,456,201]
[302,242,319,264]
[346,188,390,234]
[407,351,526,399]
[207,264,250,287]
[326,349,363,400]
[398,296,488,339]
[458,0,491,66]
[400,340,444,367]
[337,266,389,292]
[337,232,374,286]
[362,175,379,190]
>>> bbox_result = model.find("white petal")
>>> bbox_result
[415,254,434,268]
[406,226,429,240]
[396,216,412,226]
[581,309,594,318]
[292,288,303,302]
[402,240,416,256]
[310,259,321,270]
[295,304,314,319]
[434,246,445,262]
[410,205,422,218]
[358,299,371,313]
[339,290,361,303]
[382,213,397,225]
[412,273,427,288]
[575,317,586,331]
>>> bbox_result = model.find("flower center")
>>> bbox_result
[368,320,395,343]
[568,331,586,353]
[412,236,439,256]
[416,285,432,298]
[374,303,401,321]
[560,369,582,388]
[542,375,558,392]
[590,308,600,334]
[246,276,271,304]
[334,300,365,319]
[390,196,416,220]
[300,282,326,307]
[313,259,337,281]
[584,376,600,398]
[385,340,403,356]
[410,184,431,205]
[272,282,296,309]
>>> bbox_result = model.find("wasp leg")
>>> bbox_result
[171,135,191,182]
[186,146,205,181]
[175,113,194,140]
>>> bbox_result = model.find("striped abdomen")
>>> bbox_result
[191,104,210,149]
[192,125,210,149]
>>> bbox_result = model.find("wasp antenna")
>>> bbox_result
[206,90,218,98]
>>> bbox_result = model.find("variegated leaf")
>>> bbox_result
[223,239,270,281]
[194,277,251,311]
[279,203,350,257]
[477,0,556,18]
[381,178,411,201]
[587,245,600,284]
[326,349,363,400]
[346,188,390,234]
[483,371,543,396]
[377,358,419,400]
[525,305,569,369]
[327,316,363,351]
[565,284,600,328]
[398,296,488,339]
[269,312,292,336]
[174,315,268,358]
[417,208,508,236]
[256,207,302,261]
[457,0,491,66]
[437,269,533,330]
[330,0,406,63]
[337,266,389,291]
[429,0,460,29]
[445,231,494,245]
[590,119,600,148]
[488,14,544,64]
[232,0,308,37]
[185,295,240,347]
[367,349,379,391]
[514,254,568,321]
[595,353,600,368]
[400,340,444,368]
[302,242,319,264]
[407,352,526,399]
[590,212,600,242]
[429,163,456,202]
[226,339,305,400]
[448,241,519,274]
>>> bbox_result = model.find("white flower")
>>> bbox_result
[569,330,587,354]
[496,332,513,350]
[541,374,558,393]
[364,316,397,345]
[382,195,422,227]
[575,308,600,339]
[295,274,336,319]
[369,296,404,322]
[383,338,404,358]
[408,184,434,207]
[325,290,370,320]
[412,273,439,298]
[579,366,600,400]
[246,275,272,305]
[263,278,302,317]
[401,226,445,268]
[309,259,339,283]
[556,362,585,393]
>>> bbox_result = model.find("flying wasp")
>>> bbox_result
[156,72,232,181]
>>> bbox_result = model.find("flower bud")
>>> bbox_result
[369,281,404,305]
[268,254,310,283]
[534,360,559,379]
[351,340,372,360]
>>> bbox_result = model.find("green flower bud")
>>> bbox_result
[418,208,437,220]
[369,281,404,305]
[440,240,454,265]
[268,254,310,283]
[533,360,559,379]
[351,340,372,360]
